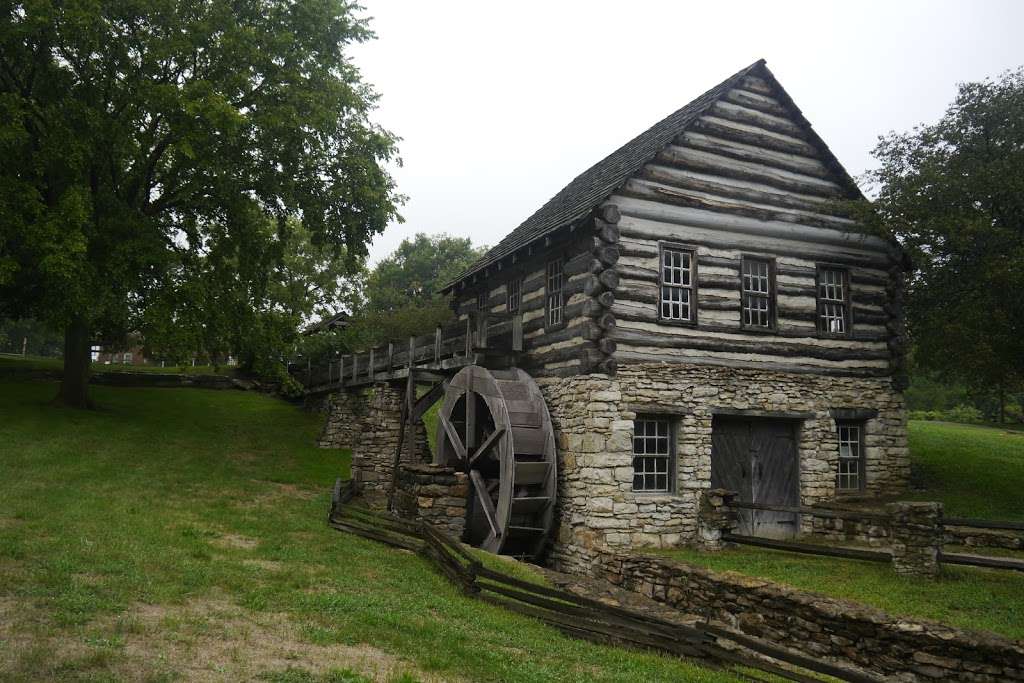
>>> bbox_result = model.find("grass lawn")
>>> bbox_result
[904,420,1024,520]
[0,379,739,682]
[655,420,1024,641]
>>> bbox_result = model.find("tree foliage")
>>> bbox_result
[0,0,401,406]
[862,67,1024,418]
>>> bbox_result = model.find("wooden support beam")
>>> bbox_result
[470,470,501,538]
[468,427,505,467]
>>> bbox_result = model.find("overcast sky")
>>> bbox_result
[350,0,1024,264]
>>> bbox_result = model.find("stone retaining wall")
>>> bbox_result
[541,362,908,573]
[392,464,468,539]
[588,547,1024,681]
[317,383,430,506]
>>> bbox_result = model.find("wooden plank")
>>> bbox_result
[439,414,467,460]
[940,552,1024,573]
[723,533,891,563]
[469,469,501,538]
[468,427,505,466]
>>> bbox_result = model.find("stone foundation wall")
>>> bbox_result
[317,383,430,506]
[393,464,468,539]
[540,362,907,572]
[587,547,1023,681]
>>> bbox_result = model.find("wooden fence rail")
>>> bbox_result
[328,480,879,683]
[722,500,1024,573]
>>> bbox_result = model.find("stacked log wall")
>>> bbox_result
[604,73,905,381]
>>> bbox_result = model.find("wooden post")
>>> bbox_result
[464,316,473,356]
[338,355,345,385]
[477,313,488,350]
[387,342,394,370]
[434,325,442,363]
[369,348,375,381]
[351,354,358,382]
[307,357,311,385]
[408,336,415,369]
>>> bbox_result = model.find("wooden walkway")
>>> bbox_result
[300,312,524,395]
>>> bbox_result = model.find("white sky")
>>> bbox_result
[350,0,1024,264]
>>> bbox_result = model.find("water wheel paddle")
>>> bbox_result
[434,365,557,560]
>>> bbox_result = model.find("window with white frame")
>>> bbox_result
[837,423,864,491]
[545,259,564,327]
[632,418,674,492]
[817,267,849,335]
[741,257,773,328]
[660,247,695,322]
[507,277,521,313]
[123,352,133,364]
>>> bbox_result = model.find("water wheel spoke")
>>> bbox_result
[439,413,466,460]
[468,427,505,467]
[469,469,501,538]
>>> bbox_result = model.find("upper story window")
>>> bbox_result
[660,246,695,322]
[477,289,488,311]
[545,259,564,328]
[507,277,522,314]
[837,422,864,492]
[632,417,674,493]
[741,257,773,329]
[817,267,849,335]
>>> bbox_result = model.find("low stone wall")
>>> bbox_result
[586,548,1024,681]
[392,463,468,539]
[316,383,430,506]
[946,525,1024,551]
[807,508,1024,552]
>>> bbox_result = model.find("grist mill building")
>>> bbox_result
[316,59,909,572]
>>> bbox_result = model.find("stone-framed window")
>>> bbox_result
[741,256,775,329]
[507,277,522,314]
[817,266,850,336]
[632,417,675,493]
[545,258,565,329]
[659,243,697,323]
[837,422,865,492]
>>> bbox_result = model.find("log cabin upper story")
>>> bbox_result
[442,59,908,386]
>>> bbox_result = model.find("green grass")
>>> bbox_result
[653,546,1024,640]
[654,420,1024,641]
[904,420,1024,520]
[0,379,738,682]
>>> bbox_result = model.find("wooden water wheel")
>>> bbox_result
[434,365,557,559]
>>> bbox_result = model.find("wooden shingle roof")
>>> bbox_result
[443,59,861,292]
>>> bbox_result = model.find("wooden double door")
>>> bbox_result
[711,417,799,539]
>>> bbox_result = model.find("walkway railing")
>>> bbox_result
[298,312,523,393]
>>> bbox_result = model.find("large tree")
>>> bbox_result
[0,0,401,407]
[863,67,1024,420]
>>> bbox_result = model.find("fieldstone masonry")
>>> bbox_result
[697,488,739,551]
[888,501,943,577]
[393,463,468,539]
[541,362,908,572]
[317,382,429,506]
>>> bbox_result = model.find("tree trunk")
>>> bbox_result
[999,386,1006,424]
[56,316,94,409]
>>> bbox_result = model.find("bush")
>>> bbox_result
[909,405,983,424]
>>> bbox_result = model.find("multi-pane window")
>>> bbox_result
[817,267,849,335]
[741,257,773,328]
[632,418,673,492]
[660,247,695,322]
[545,259,564,328]
[477,289,488,311]
[837,423,864,491]
[507,277,522,313]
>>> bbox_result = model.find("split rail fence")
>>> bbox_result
[722,500,1024,573]
[297,312,523,394]
[328,479,878,683]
